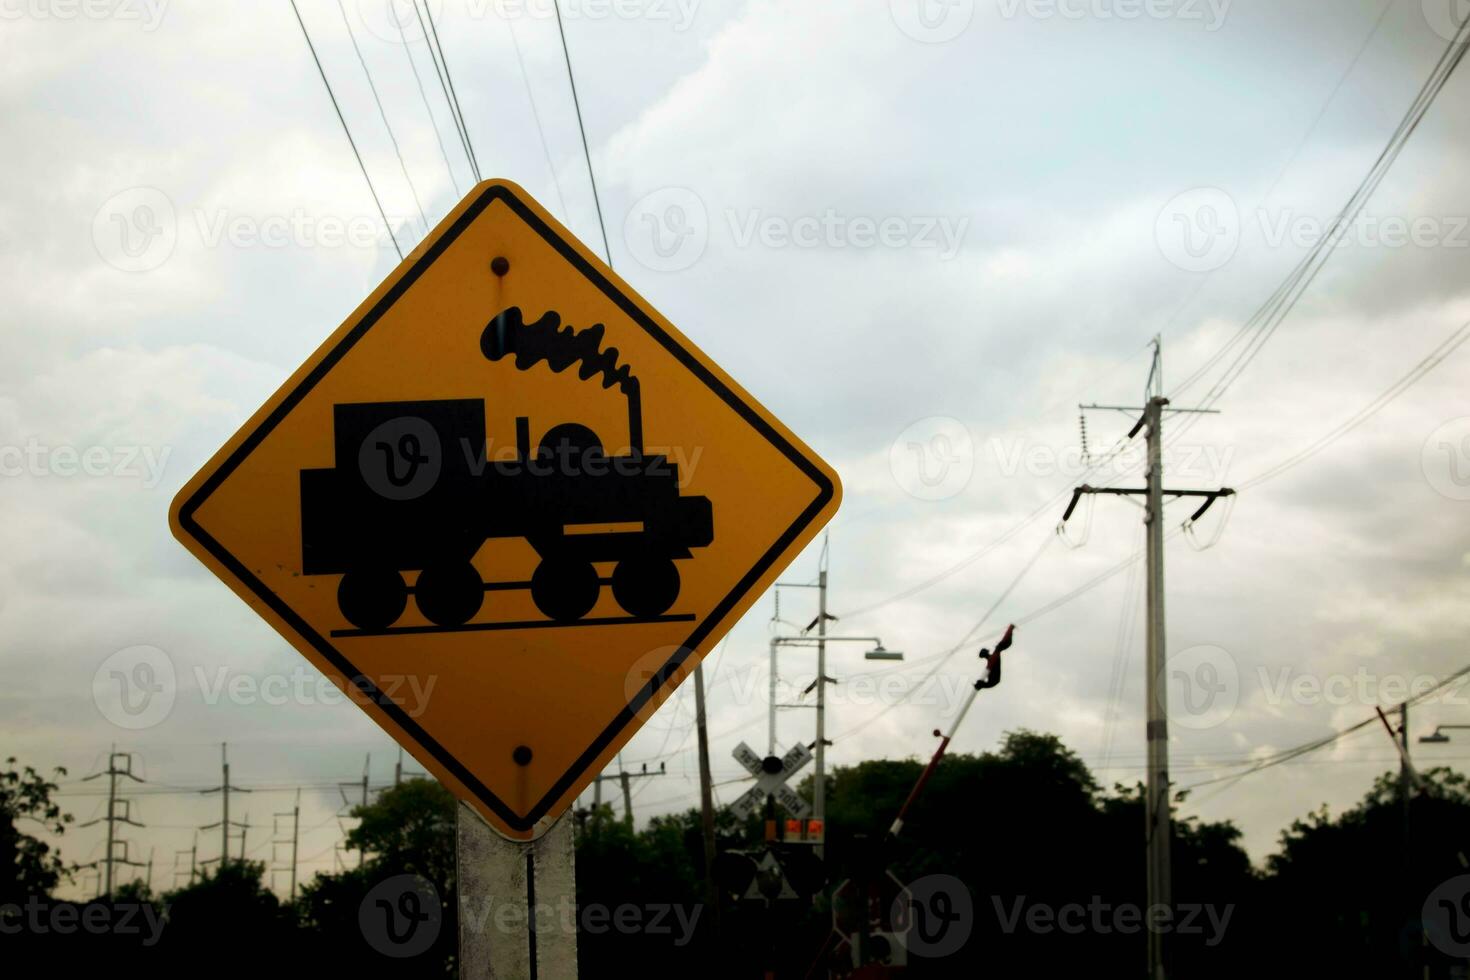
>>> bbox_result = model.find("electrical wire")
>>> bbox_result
[1167,8,1470,438]
[288,0,403,260]
[1178,659,1470,793]
[412,0,481,182]
[1238,316,1470,490]
[505,14,570,220]
[551,0,613,264]
[336,0,429,238]
[397,0,463,199]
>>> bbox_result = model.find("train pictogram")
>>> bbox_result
[299,306,714,633]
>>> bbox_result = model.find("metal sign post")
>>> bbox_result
[458,804,577,978]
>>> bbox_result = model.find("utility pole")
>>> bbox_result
[693,661,719,924]
[80,747,145,898]
[274,788,301,903]
[1062,339,1234,980]
[588,763,665,825]
[174,835,198,887]
[338,754,370,869]
[200,742,250,870]
[1400,702,1413,980]
[814,545,829,862]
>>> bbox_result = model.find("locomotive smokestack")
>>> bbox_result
[482,307,643,454]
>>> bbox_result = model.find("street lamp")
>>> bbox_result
[768,635,902,752]
[1418,724,1470,744]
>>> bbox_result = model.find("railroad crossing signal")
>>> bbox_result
[729,741,812,819]
[170,179,841,840]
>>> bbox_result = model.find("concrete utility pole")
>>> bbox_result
[1142,390,1171,980]
[1063,339,1234,980]
[201,743,251,870]
[174,835,198,887]
[80,747,145,897]
[275,789,301,902]
[587,763,665,825]
[770,543,903,863]
[814,554,829,861]
[693,662,719,924]
[339,754,371,868]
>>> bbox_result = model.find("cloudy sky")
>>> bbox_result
[6,0,1470,895]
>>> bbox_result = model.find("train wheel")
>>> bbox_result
[338,568,407,631]
[611,558,680,618]
[530,558,600,623]
[416,561,484,626]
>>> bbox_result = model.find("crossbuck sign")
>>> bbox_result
[730,741,812,818]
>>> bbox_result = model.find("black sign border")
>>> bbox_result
[177,183,835,832]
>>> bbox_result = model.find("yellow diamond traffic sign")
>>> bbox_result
[169,179,840,840]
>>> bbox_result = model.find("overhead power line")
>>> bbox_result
[335,0,430,239]
[1239,316,1470,489]
[1179,660,1470,794]
[1168,8,1470,428]
[552,0,613,264]
[396,0,463,199]
[412,0,481,182]
[288,0,404,260]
